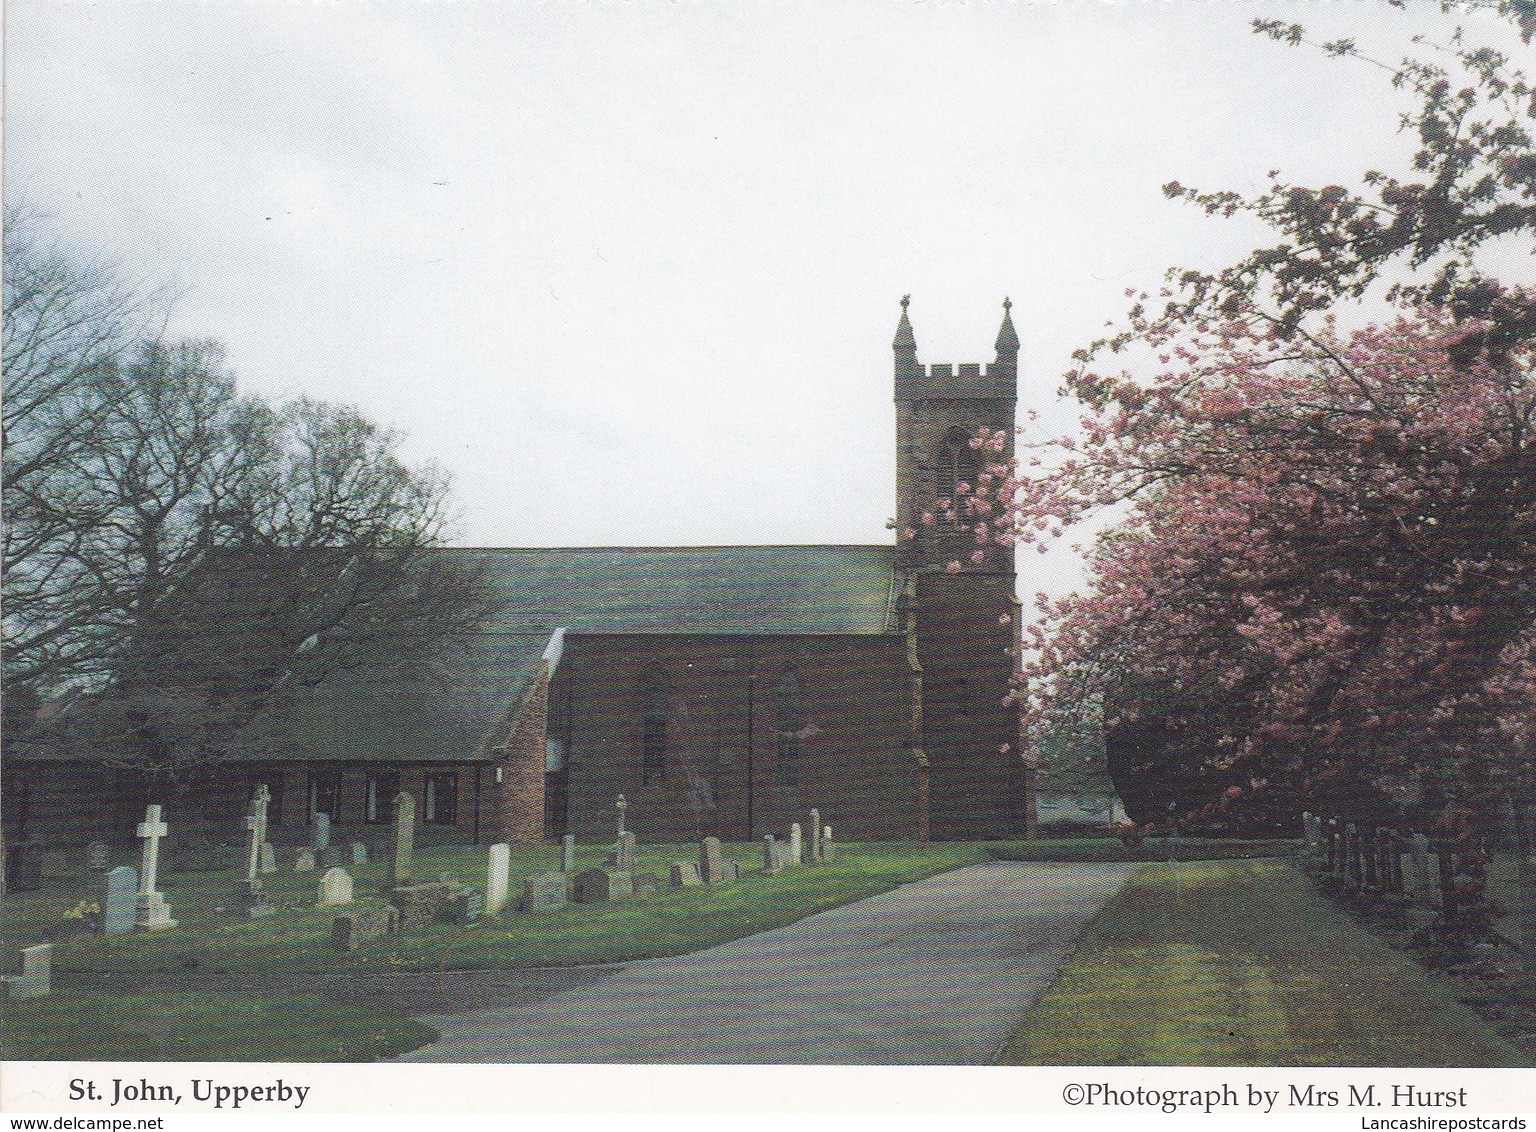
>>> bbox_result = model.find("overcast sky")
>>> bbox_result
[4,0,1490,598]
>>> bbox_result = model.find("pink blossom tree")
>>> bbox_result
[930,9,1535,929]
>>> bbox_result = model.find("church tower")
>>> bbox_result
[894,298,1030,839]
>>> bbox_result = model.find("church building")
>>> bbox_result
[5,301,1034,853]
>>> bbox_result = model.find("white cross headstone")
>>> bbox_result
[134,805,177,930]
[616,795,628,838]
[244,808,263,884]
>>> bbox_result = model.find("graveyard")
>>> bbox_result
[2,791,1532,1064]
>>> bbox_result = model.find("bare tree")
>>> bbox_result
[4,216,497,777]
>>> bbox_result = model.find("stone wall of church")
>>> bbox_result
[553,633,921,843]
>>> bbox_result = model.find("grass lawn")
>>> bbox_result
[998,858,1532,1066]
[1,840,988,1060]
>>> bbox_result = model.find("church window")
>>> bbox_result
[308,770,339,822]
[775,666,802,786]
[365,771,399,824]
[424,772,458,826]
[935,429,980,524]
[641,669,670,784]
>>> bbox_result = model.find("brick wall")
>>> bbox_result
[555,633,922,843]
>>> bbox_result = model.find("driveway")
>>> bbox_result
[395,859,1135,1064]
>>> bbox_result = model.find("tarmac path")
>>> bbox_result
[395,859,1135,1064]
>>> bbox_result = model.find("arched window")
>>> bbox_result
[935,429,979,524]
[776,666,802,786]
[641,668,670,783]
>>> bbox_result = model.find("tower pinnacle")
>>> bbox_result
[894,295,917,354]
[994,297,1019,360]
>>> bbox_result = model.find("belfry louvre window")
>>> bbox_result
[776,667,802,786]
[935,429,980,524]
[641,669,670,783]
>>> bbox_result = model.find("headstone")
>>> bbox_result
[258,843,278,874]
[789,824,803,864]
[251,784,271,844]
[486,843,512,914]
[233,795,273,917]
[1518,855,1535,958]
[770,840,792,871]
[670,860,702,887]
[390,881,454,929]
[615,794,628,838]
[85,841,110,875]
[522,871,569,911]
[810,809,822,861]
[571,867,632,903]
[699,837,727,884]
[242,797,264,884]
[718,860,738,882]
[317,867,354,906]
[762,835,781,874]
[99,866,137,934]
[134,805,177,930]
[293,848,317,873]
[607,830,637,873]
[331,905,400,951]
[442,887,484,925]
[352,842,368,866]
[3,944,52,1000]
[388,792,416,890]
[561,834,576,873]
[632,870,661,895]
[823,825,834,860]
[1405,834,1438,904]
[311,812,331,851]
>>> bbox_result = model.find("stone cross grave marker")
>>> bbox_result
[252,783,270,841]
[311,811,331,851]
[243,797,264,884]
[233,792,274,917]
[389,791,416,890]
[259,843,278,874]
[763,835,781,874]
[789,824,803,865]
[100,866,137,934]
[486,843,511,914]
[810,809,822,861]
[134,805,177,930]
[3,944,52,999]
[616,794,628,838]
[294,848,317,873]
[561,834,576,873]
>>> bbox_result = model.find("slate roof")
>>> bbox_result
[281,545,901,764]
